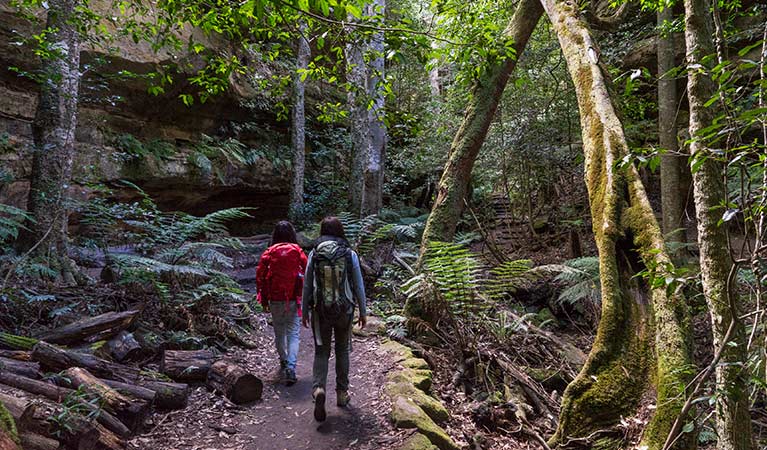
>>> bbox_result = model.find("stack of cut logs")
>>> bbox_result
[0,310,262,450]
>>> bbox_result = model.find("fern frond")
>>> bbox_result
[110,253,223,278]
[0,203,32,243]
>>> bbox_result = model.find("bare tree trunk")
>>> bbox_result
[429,67,441,98]
[683,0,754,448]
[418,0,543,246]
[16,0,81,284]
[540,1,694,448]
[345,23,370,215]
[362,0,386,216]
[658,7,685,253]
[289,22,310,221]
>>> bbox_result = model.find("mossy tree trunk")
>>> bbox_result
[658,6,686,254]
[418,0,543,246]
[289,22,310,221]
[16,0,82,285]
[683,0,754,448]
[541,0,693,448]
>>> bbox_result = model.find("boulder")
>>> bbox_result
[390,396,459,450]
[385,382,448,423]
[388,368,432,393]
[398,433,437,450]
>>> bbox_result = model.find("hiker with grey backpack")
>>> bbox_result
[301,216,367,422]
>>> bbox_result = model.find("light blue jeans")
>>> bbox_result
[270,301,300,370]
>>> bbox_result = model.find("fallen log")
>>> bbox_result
[19,433,58,450]
[0,334,37,351]
[105,332,141,363]
[0,373,70,403]
[0,393,25,420]
[98,380,155,405]
[0,394,59,450]
[136,380,189,410]
[0,428,19,450]
[95,378,188,410]
[37,311,140,346]
[31,342,139,383]
[0,352,31,362]
[160,350,215,382]
[1,391,117,450]
[206,361,262,404]
[0,374,130,438]
[0,357,41,379]
[19,402,125,450]
[63,368,149,433]
[98,378,188,410]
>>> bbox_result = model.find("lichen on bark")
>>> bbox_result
[541,0,694,448]
[684,0,754,447]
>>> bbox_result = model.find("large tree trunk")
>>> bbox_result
[418,0,543,246]
[16,0,81,284]
[345,23,371,215]
[683,0,754,448]
[289,22,310,221]
[657,7,685,252]
[540,1,694,448]
[361,0,386,216]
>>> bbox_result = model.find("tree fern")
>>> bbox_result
[406,241,487,321]
[532,257,601,324]
[485,259,536,301]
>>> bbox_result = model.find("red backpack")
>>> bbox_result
[256,243,307,304]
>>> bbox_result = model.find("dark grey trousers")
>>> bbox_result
[311,312,353,391]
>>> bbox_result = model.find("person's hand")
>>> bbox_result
[263,301,270,313]
[357,316,367,329]
[302,315,310,329]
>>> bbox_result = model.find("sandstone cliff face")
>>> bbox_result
[0,3,291,233]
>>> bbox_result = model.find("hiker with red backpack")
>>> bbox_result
[256,221,307,386]
[301,216,367,422]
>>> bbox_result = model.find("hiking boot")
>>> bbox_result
[336,390,350,407]
[313,387,327,422]
[275,361,287,382]
[285,368,297,386]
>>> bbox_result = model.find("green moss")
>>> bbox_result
[0,333,38,351]
[402,357,430,370]
[386,382,449,423]
[398,433,438,450]
[0,402,18,444]
[381,340,415,362]
[390,396,459,450]
[388,368,433,393]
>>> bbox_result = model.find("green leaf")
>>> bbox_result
[318,0,330,16]
[179,94,194,106]
[345,4,362,19]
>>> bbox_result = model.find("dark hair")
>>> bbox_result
[319,216,346,239]
[271,220,298,244]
